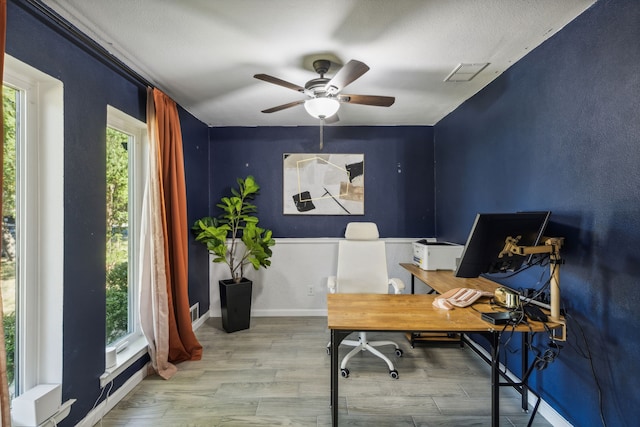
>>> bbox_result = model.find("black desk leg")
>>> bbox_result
[490,332,500,427]
[330,330,350,426]
[331,330,338,426]
[411,274,415,294]
[522,333,529,411]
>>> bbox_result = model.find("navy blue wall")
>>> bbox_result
[435,0,639,425]
[181,108,211,308]
[6,1,210,424]
[209,126,435,238]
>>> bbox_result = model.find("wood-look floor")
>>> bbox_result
[98,317,554,426]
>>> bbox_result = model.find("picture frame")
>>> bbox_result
[283,153,364,215]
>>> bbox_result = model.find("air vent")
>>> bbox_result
[444,63,490,82]
[190,303,200,324]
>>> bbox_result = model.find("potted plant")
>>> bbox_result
[192,176,275,332]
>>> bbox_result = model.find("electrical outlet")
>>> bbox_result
[307,285,315,296]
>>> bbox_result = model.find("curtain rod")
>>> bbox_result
[22,0,154,89]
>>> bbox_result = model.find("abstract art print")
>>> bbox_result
[283,153,364,215]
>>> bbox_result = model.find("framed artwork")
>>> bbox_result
[283,153,364,215]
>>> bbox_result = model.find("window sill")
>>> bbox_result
[100,336,148,387]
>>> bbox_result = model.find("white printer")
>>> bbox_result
[412,239,464,271]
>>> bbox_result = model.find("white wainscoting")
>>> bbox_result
[208,237,418,317]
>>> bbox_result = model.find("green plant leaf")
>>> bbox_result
[192,176,274,279]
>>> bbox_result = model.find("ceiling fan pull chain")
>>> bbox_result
[319,118,324,150]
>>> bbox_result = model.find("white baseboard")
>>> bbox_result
[251,308,328,317]
[76,362,149,427]
[208,309,328,318]
[208,309,327,317]
[464,337,572,427]
[192,309,210,330]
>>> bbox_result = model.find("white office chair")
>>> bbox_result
[327,222,405,379]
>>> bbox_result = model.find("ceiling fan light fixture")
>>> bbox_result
[304,97,340,119]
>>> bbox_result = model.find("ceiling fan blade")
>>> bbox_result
[339,94,395,107]
[324,60,369,95]
[254,74,305,93]
[261,100,305,113]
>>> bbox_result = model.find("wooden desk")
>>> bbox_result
[400,263,504,346]
[327,292,559,427]
[400,262,500,294]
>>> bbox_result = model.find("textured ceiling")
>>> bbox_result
[42,0,596,127]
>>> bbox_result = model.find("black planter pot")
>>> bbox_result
[219,278,252,333]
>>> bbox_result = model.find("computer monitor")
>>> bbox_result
[454,211,551,278]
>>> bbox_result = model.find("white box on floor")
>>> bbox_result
[412,240,464,271]
[12,384,61,426]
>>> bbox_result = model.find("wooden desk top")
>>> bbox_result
[400,263,501,294]
[327,293,555,333]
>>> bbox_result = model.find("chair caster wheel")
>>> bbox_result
[395,348,403,357]
[390,370,399,379]
[341,368,350,378]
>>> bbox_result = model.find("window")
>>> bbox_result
[106,126,132,345]
[105,106,146,356]
[2,55,64,398]
[2,83,18,399]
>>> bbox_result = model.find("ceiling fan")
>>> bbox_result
[254,59,395,123]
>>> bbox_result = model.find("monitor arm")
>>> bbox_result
[499,236,565,327]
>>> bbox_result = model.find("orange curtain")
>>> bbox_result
[140,87,173,378]
[0,1,10,424]
[151,88,202,364]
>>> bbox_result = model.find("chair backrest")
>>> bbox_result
[335,222,390,294]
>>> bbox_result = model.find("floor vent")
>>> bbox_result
[190,303,199,324]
